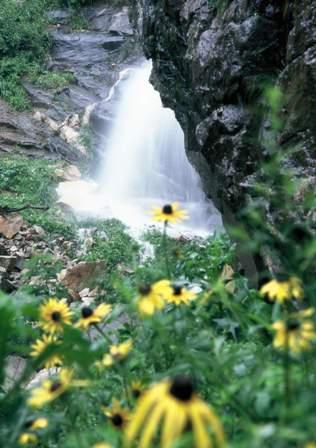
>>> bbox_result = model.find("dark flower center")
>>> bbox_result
[169,375,194,402]
[50,381,62,393]
[51,311,61,322]
[286,319,301,332]
[24,419,34,429]
[111,413,124,427]
[139,284,152,296]
[82,307,93,318]
[162,204,173,215]
[172,285,182,296]
[132,389,141,399]
[275,273,289,282]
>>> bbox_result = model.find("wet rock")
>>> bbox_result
[59,261,106,300]
[135,0,316,236]
[109,7,134,36]
[0,213,24,239]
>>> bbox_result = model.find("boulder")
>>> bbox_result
[0,213,24,239]
[59,261,106,300]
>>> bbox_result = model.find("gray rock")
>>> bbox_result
[135,0,316,215]
[109,7,134,36]
[0,256,17,273]
[4,355,27,392]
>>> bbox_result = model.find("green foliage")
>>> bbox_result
[143,230,235,283]
[0,0,50,109]
[80,219,140,272]
[0,0,49,60]
[0,0,76,109]
[0,88,316,448]
[0,155,76,237]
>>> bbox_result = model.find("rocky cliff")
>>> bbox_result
[0,3,140,163]
[135,0,316,225]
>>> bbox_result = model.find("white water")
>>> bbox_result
[58,60,222,236]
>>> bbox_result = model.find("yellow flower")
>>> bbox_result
[137,280,172,316]
[130,380,145,400]
[30,335,62,369]
[39,298,72,334]
[97,340,133,369]
[260,276,303,304]
[75,304,112,329]
[102,399,130,429]
[27,369,87,408]
[305,444,316,448]
[125,375,226,448]
[24,417,48,431]
[110,340,133,359]
[165,284,197,305]
[272,308,316,353]
[98,340,133,368]
[97,354,114,368]
[18,433,38,445]
[150,202,188,224]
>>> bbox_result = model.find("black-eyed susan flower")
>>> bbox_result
[130,380,145,400]
[39,298,72,334]
[18,433,38,445]
[260,276,303,304]
[110,340,133,359]
[30,335,62,369]
[102,399,129,430]
[125,375,226,448]
[305,443,316,448]
[98,340,133,368]
[165,284,197,305]
[272,308,316,353]
[18,418,48,445]
[137,280,172,316]
[150,203,188,224]
[27,369,87,408]
[24,417,48,431]
[75,303,112,330]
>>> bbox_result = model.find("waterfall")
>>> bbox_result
[58,60,222,235]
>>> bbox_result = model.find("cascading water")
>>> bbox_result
[58,60,222,235]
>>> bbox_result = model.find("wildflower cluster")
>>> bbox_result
[1,180,316,448]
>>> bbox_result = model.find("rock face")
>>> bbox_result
[135,0,316,221]
[0,4,140,161]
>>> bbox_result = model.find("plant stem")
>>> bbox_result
[93,323,112,345]
[162,221,170,278]
[283,332,291,409]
